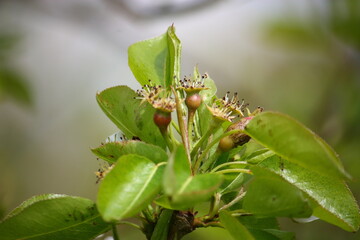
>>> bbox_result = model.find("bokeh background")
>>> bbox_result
[0,0,359,239]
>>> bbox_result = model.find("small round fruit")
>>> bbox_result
[219,136,235,152]
[185,93,202,111]
[153,111,171,131]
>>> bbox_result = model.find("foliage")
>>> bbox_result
[0,26,359,240]
[0,33,31,105]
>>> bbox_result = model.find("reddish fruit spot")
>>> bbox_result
[185,94,202,110]
[154,111,171,131]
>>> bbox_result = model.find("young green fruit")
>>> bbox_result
[185,93,202,111]
[219,135,235,152]
[219,116,253,152]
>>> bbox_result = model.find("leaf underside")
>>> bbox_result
[91,140,168,164]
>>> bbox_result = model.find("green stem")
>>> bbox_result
[171,86,192,173]
[231,212,252,217]
[193,129,242,172]
[118,221,142,230]
[193,111,201,140]
[191,122,217,158]
[197,149,221,174]
[219,188,246,211]
[228,209,249,214]
[211,161,248,173]
[171,121,181,135]
[215,169,252,175]
[208,193,221,219]
[112,224,120,240]
[161,130,174,152]
[169,126,180,146]
[194,220,222,228]
[187,110,195,148]
[142,206,154,223]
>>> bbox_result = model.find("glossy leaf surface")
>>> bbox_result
[96,86,166,149]
[0,194,110,240]
[220,211,255,240]
[237,216,295,240]
[243,167,312,218]
[244,112,347,178]
[97,154,165,221]
[91,140,168,164]
[128,26,181,88]
[161,173,223,209]
[258,155,360,232]
[220,173,245,194]
[171,173,223,208]
[163,146,191,196]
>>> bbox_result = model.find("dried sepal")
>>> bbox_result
[207,102,235,122]
[95,163,114,183]
[177,73,209,93]
[136,80,175,112]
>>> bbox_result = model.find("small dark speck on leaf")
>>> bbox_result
[279,159,284,171]
[137,121,144,130]
[122,106,128,114]
[268,129,273,137]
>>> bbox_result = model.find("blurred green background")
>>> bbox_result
[0,0,359,239]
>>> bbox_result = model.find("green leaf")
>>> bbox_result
[192,65,216,137]
[0,69,31,105]
[258,155,360,232]
[245,149,275,164]
[128,25,181,88]
[200,79,217,104]
[97,154,165,221]
[96,85,166,149]
[238,216,279,229]
[171,173,223,208]
[195,67,217,103]
[154,195,185,210]
[243,167,312,218]
[167,25,182,85]
[237,216,295,240]
[220,211,255,240]
[0,194,110,240]
[150,209,173,240]
[161,172,223,209]
[244,111,347,179]
[219,207,292,240]
[237,140,265,161]
[220,173,245,194]
[163,146,191,196]
[262,229,295,240]
[91,140,168,164]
